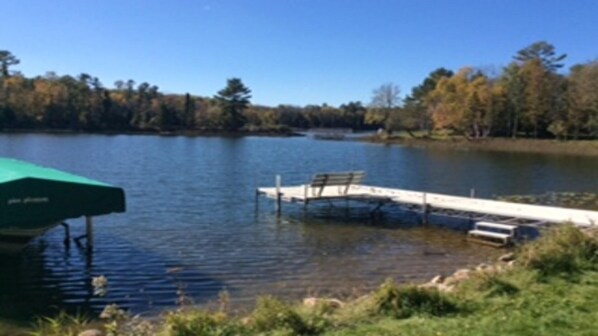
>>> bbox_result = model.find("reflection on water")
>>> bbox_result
[0,134,596,321]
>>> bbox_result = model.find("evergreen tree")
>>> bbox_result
[0,50,20,77]
[214,78,251,131]
[514,41,566,71]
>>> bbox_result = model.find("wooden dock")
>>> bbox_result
[256,173,598,227]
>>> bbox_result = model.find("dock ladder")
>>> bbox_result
[468,221,518,247]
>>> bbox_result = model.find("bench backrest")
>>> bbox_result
[309,171,366,197]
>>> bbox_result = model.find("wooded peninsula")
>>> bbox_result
[0,41,596,140]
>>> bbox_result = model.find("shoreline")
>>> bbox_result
[6,224,596,335]
[2,129,597,157]
[363,135,598,156]
[2,191,596,335]
[0,128,304,138]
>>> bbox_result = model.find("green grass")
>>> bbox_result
[324,224,598,336]
[5,225,597,336]
[323,269,598,336]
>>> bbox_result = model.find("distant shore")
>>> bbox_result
[3,128,598,156]
[364,135,598,156]
[0,128,303,138]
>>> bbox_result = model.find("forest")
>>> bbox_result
[0,41,596,139]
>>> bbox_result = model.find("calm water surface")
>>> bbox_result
[0,134,596,320]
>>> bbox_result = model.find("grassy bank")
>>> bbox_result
[365,134,598,156]
[5,224,596,336]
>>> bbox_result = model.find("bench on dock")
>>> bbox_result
[308,171,366,197]
[468,221,518,247]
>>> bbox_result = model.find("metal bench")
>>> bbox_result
[308,171,366,198]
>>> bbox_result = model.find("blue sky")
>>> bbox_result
[2,0,597,106]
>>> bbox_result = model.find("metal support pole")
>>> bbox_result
[422,192,429,225]
[255,190,259,214]
[275,175,282,216]
[304,184,308,200]
[469,188,475,227]
[60,222,70,246]
[85,216,94,249]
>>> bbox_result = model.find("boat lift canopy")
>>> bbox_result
[0,158,126,230]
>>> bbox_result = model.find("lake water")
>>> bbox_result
[0,134,596,320]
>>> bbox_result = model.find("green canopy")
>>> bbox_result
[0,158,126,230]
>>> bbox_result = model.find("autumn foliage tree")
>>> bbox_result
[0,43,597,139]
[404,68,454,134]
[568,61,598,139]
[428,68,503,138]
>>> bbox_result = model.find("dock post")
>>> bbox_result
[85,216,94,250]
[275,175,282,216]
[303,184,308,211]
[60,222,70,246]
[422,192,429,225]
[255,190,259,213]
[468,188,475,227]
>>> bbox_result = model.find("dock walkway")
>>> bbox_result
[257,180,598,227]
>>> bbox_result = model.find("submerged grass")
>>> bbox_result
[5,224,597,336]
[366,134,598,157]
[498,192,598,211]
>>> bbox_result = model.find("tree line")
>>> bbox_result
[0,41,596,139]
[373,41,597,140]
[0,50,370,133]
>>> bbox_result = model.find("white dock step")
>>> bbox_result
[468,230,511,240]
[475,221,517,231]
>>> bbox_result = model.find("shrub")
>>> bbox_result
[250,296,310,334]
[519,224,598,276]
[296,300,336,334]
[29,311,90,336]
[467,272,520,297]
[372,279,458,319]
[162,310,243,336]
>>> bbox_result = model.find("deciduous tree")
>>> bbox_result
[568,61,598,139]
[366,83,401,133]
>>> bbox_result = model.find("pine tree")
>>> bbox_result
[214,78,251,131]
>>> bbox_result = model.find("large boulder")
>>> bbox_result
[444,268,472,285]
[78,330,103,336]
[498,252,515,262]
[303,297,344,309]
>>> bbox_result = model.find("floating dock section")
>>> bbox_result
[256,172,598,227]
